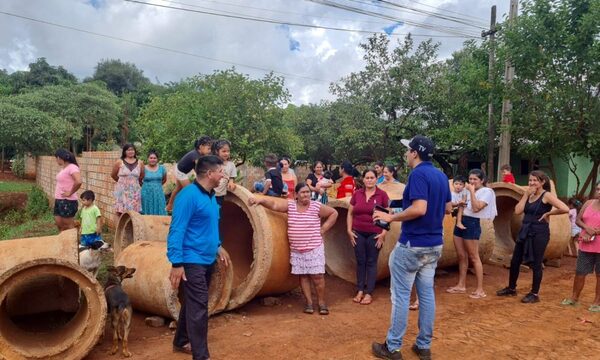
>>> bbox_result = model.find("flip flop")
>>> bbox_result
[469,292,487,299]
[560,298,579,307]
[360,294,373,305]
[588,304,600,313]
[303,304,314,314]
[446,287,466,294]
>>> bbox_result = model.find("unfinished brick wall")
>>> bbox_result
[36,152,309,229]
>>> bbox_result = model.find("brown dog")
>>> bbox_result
[105,265,136,357]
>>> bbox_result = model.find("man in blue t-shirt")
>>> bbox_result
[372,135,452,360]
[168,155,230,359]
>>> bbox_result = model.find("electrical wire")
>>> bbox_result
[125,0,478,38]
[0,10,331,83]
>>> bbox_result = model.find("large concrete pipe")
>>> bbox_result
[114,211,171,257]
[323,182,497,281]
[488,181,570,263]
[0,258,106,360]
[323,182,404,284]
[115,241,233,318]
[110,185,298,311]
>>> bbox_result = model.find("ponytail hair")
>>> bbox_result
[529,170,551,192]
[55,149,78,167]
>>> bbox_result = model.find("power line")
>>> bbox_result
[0,10,329,83]
[363,0,488,28]
[409,0,487,24]
[161,0,403,27]
[125,0,478,38]
[307,0,480,37]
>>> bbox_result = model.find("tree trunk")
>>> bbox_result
[1,147,4,173]
[577,160,599,199]
[433,154,453,178]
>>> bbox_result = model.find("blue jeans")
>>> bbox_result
[386,242,442,351]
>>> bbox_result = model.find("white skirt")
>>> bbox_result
[290,243,325,275]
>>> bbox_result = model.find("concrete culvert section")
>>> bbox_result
[116,241,233,318]
[0,259,106,360]
[114,211,171,257]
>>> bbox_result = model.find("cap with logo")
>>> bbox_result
[400,135,435,161]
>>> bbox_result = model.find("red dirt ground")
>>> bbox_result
[85,257,600,360]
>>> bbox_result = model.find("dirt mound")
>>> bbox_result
[0,192,28,216]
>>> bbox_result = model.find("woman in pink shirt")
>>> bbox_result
[561,181,600,311]
[249,183,338,315]
[53,149,82,231]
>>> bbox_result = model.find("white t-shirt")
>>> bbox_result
[215,161,237,196]
[451,189,468,204]
[463,187,497,220]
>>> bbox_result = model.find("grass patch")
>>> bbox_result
[0,212,57,240]
[0,181,33,193]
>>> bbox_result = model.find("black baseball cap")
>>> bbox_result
[401,135,435,161]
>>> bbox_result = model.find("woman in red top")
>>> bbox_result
[336,160,356,199]
[280,157,297,200]
[347,169,389,305]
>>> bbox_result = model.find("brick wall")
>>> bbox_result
[36,152,311,229]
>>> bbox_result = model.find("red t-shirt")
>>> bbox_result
[502,173,516,184]
[336,176,355,199]
[350,187,389,234]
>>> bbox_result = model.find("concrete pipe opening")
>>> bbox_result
[116,241,233,318]
[0,259,106,360]
[114,212,171,257]
[223,186,296,310]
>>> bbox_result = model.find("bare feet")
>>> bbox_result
[446,286,466,294]
[409,299,419,310]
[353,291,364,303]
[360,294,372,305]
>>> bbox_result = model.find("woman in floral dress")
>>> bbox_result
[111,143,144,218]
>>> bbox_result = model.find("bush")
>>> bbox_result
[26,186,50,218]
[11,155,25,178]
[2,209,25,225]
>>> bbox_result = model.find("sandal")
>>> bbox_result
[446,287,466,294]
[588,304,600,313]
[409,300,419,311]
[560,298,579,307]
[353,291,364,303]
[469,292,487,299]
[360,294,372,305]
[318,304,329,315]
[303,304,314,314]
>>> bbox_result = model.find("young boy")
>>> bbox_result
[75,190,103,247]
[254,154,284,197]
[452,176,468,230]
[500,164,516,184]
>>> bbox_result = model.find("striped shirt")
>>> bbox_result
[287,200,323,252]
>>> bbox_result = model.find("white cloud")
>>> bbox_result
[0,0,507,103]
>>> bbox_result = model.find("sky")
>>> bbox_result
[0,0,510,104]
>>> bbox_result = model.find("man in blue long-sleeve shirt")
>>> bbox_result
[168,155,230,360]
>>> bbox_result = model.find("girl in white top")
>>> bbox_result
[447,169,497,299]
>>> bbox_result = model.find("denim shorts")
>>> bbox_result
[453,215,481,240]
[53,199,78,218]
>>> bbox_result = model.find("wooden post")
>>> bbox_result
[497,0,519,181]
[482,6,497,181]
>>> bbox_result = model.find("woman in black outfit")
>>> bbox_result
[497,170,568,303]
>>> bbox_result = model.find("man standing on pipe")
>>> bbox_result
[167,155,230,360]
[371,135,452,360]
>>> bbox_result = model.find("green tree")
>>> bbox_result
[90,59,150,96]
[502,0,600,196]
[135,69,301,164]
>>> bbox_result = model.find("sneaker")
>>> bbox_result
[496,287,517,297]
[372,342,403,360]
[411,344,432,360]
[521,292,540,303]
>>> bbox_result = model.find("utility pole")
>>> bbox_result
[482,6,497,182]
[497,0,519,181]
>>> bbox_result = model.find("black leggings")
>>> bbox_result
[354,231,381,294]
[508,230,550,294]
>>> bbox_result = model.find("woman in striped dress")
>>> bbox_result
[249,182,338,315]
